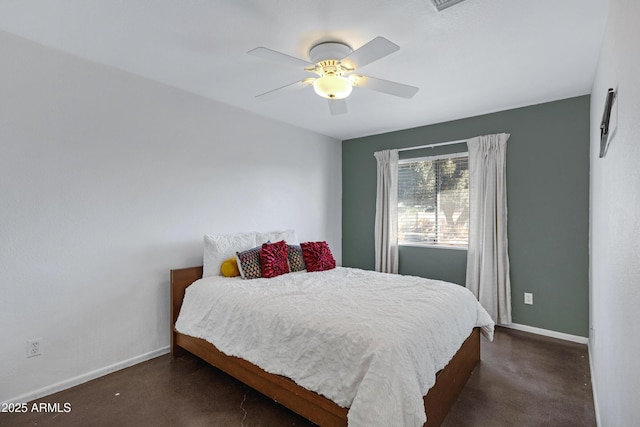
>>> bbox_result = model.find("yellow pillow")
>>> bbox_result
[220,257,240,277]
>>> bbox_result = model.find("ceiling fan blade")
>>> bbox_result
[341,37,399,70]
[255,79,313,101]
[328,99,348,115]
[354,75,419,99]
[247,47,312,67]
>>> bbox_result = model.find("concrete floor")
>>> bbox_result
[1,327,595,427]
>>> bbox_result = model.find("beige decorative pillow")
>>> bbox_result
[203,232,257,277]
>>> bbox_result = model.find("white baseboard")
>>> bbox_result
[499,323,589,344]
[3,346,170,405]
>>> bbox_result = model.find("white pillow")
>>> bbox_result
[203,232,257,278]
[256,229,299,246]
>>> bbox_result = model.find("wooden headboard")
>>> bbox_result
[170,265,203,357]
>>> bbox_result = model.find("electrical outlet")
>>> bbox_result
[524,293,533,305]
[27,338,42,358]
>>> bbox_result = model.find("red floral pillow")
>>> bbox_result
[260,240,290,278]
[300,241,336,272]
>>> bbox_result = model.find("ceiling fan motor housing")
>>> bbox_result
[308,42,352,64]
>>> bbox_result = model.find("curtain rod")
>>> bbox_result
[396,138,468,152]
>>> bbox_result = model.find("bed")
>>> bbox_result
[171,260,494,427]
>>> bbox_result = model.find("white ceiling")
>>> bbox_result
[0,0,609,140]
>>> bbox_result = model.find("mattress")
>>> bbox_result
[175,266,494,427]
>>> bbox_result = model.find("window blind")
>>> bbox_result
[397,153,469,248]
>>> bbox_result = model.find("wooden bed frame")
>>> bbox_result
[170,266,480,427]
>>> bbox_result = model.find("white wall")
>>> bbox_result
[589,0,640,425]
[0,32,342,403]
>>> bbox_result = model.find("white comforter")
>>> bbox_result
[175,267,494,427]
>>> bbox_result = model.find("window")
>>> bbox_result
[398,153,469,248]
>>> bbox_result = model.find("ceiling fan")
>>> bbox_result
[247,37,419,115]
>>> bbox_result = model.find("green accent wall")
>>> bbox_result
[342,96,590,337]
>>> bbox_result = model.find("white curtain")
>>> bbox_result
[374,149,399,273]
[465,133,512,324]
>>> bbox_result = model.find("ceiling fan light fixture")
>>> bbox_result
[313,75,353,100]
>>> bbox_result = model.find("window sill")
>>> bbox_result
[399,242,468,251]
